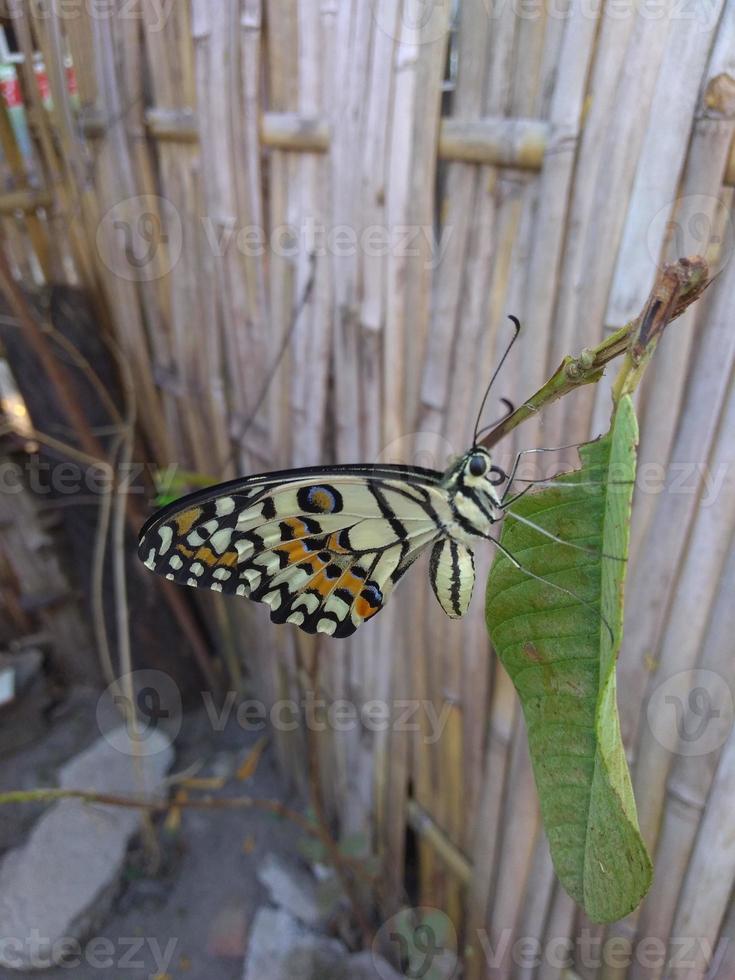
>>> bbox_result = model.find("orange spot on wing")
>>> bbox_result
[310,567,338,598]
[177,544,195,558]
[355,596,380,620]
[311,490,332,512]
[219,550,238,567]
[284,517,309,537]
[275,540,310,564]
[175,508,202,535]
[334,568,364,598]
[326,532,349,554]
[195,547,218,566]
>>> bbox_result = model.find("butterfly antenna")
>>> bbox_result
[475,398,515,441]
[473,316,522,445]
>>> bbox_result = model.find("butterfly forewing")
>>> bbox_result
[139,465,449,637]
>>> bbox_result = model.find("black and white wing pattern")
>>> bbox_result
[138,464,453,637]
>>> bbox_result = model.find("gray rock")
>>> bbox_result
[242,905,409,980]
[0,726,173,970]
[242,907,347,980]
[256,853,324,927]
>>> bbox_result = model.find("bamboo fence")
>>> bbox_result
[0,1,734,977]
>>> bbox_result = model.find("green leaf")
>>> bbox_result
[485,395,652,922]
[152,467,216,507]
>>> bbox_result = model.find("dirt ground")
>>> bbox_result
[0,689,306,980]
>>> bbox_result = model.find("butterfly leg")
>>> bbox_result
[501,444,635,506]
[500,508,626,562]
[485,533,614,642]
[502,442,594,501]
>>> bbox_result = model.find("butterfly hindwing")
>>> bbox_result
[139,465,447,636]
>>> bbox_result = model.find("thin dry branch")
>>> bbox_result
[480,256,711,449]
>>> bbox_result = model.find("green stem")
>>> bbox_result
[480,256,710,449]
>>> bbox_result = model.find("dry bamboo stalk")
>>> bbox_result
[85,105,565,169]
[515,4,600,458]
[537,886,577,980]
[413,0,491,915]
[61,2,96,105]
[617,255,735,750]
[628,532,735,980]
[514,828,557,980]
[380,61,410,444]
[13,11,98,293]
[287,0,332,469]
[707,892,735,978]
[626,5,735,564]
[82,9,172,465]
[544,4,644,450]
[425,38,476,918]
[633,373,735,847]
[0,189,54,215]
[358,0,405,892]
[465,669,518,980]
[666,724,735,979]
[260,110,330,151]
[603,264,735,980]
[405,798,472,884]
[144,107,199,142]
[604,1,727,330]
[191,2,261,468]
[327,0,382,842]
[257,0,305,780]
[489,721,540,980]
[438,117,547,169]
[142,1,209,466]
[589,0,728,441]
[464,10,529,974]
[466,5,558,953]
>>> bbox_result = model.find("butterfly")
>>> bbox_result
[138,319,594,638]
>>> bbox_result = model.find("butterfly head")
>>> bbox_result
[443,446,507,533]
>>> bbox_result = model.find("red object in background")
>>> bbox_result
[0,64,77,108]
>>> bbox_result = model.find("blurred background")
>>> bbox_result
[0,1,733,978]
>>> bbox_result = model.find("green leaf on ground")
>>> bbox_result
[485,394,652,922]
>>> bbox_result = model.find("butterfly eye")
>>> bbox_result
[468,454,487,477]
[488,465,507,486]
